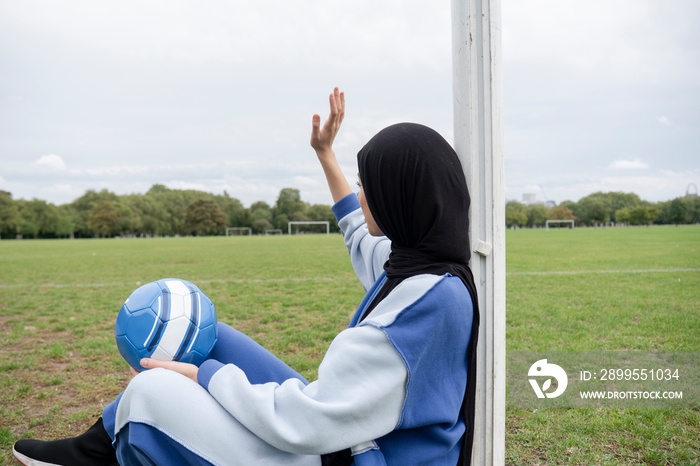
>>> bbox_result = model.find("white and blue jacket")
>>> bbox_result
[197,194,473,465]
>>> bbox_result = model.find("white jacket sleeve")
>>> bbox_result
[202,325,407,455]
[333,194,391,291]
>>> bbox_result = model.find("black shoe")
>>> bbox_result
[13,417,118,466]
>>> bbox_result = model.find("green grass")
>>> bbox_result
[506,226,699,352]
[505,225,699,465]
[1,226,698,464]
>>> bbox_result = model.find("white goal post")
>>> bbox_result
[265,229,283,235]
[546,219,575,229]
[226,227,252,236]
[452,0,505,463]
[287,221,329,235]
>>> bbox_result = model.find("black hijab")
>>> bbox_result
[358,123,479,466]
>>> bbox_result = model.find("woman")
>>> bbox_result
[13,88,478,465]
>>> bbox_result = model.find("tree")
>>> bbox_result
[668,198,689,225]
[113,202,134,236]
[146,186,210,235]
[185,199,226,236]
[250,201,272,212]
[120,193,172,236]
[505,201,527,228]
[629,204,658,226]
[559,200,578,216]
[683,196,700,224]
[252,218,272,234]
[646,205,659,225]
[147,184,170,195]
[548,205,575,221]
[215,192,248,229]
[88,201,118,237]
[577,196,610,225]
[0,191,21,238]
[71,189,119,237]
[249,202,274,234]
[615,207,631,225]
[56,205,75,238]
[275,188,304,213]
[291,211,309,222]
[273,213,290,231]
[308,204,339,233]
[526,204,548,227]
[16,199,61,238]
[604,192,641,222]
[56,217,74,237]
[564,191,643,223]
[20,220,38,239]
[274,188,308,230]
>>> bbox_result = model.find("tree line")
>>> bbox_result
[2,187,698,239]
[506,191,700,228]
[0,185,339,239]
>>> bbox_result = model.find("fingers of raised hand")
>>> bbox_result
[329,87,345,125]
[311,87,344,153]
[338,90,345,123]
[311,113,321,135]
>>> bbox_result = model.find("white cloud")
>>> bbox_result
[292,175,322,188]
[657,116,672,126]
[502,0,700,86]
[1,1,450,72]
[54,184,75,193]
[503,0,645,66]
[523,184,544,193]
[33,154,67,171]
[2,0,697,209]
[82,166,150,177]
[608,159,649,170]
[660,168,699,177]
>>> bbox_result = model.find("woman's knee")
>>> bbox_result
[127,367,185,394]
[117,368,203,425]
[209,324,307,384]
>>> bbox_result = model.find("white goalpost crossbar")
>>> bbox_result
[452,0,506,464]
[287,221,330,235]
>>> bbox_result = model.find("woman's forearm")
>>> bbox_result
[318,149,353,203]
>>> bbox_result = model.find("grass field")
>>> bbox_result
[0,226,698,464]
[505,226,699,464]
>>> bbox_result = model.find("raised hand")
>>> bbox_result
[310,87,345,160]
[310,88,352,203]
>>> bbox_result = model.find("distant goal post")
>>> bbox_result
[288,221,330,235]
[546,219,575,229]
[226,227,252,236]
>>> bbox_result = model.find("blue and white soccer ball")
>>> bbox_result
[115,278,218,371]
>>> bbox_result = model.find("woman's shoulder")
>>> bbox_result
[362,273,472,328]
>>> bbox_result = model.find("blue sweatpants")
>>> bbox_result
[102,323,317,465]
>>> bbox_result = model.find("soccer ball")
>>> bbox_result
[115,278,218,371]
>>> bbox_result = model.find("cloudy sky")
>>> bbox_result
[1,0,698,207]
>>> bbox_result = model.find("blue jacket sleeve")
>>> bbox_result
[332,194,391,291]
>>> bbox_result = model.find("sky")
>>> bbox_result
[1,0,698,208]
